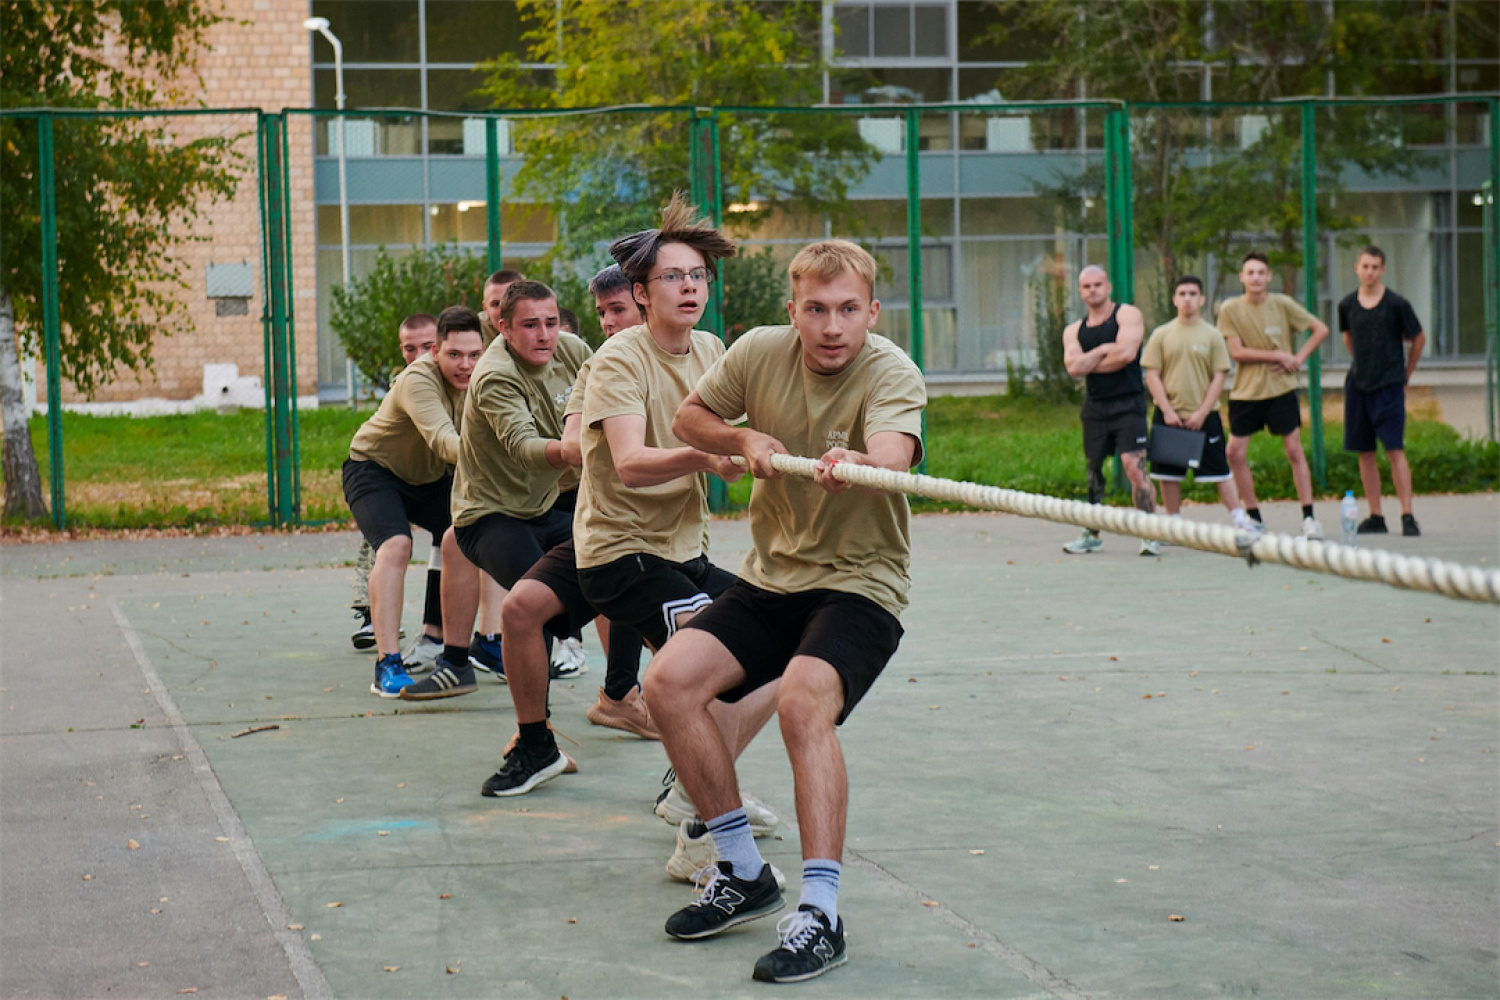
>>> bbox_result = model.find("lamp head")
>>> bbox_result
[303,16,330,31]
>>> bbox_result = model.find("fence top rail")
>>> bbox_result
[0,106,267,119]
[4,93,1491,123]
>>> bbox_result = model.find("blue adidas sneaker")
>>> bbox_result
[371,652,415,698]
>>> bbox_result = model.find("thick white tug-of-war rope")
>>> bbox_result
[734,453,1500,606]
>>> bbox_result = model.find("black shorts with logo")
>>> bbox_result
[1081,394,1149,464]
[1228,390,1301,438]
[578,552,737,651]
[682,581,903,726]
[1148,409,1232,482]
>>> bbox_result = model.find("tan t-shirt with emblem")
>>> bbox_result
[694,325,926,618]
[451,332,591,525]
[347,353,464,485]
[1217,293,1318,401]
[1141,317,1232,415]
[572,326,725,569]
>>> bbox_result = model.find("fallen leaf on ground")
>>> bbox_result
[922,900,939,907]
[287,924,303,931]
[214,837,229,843]
[383,966,400,972]
[1168,914,1185,922]
[969,850,984,855]
[438,893,452,900]
[326,902,342,908]
[377,831,389,836]
[445,964,460,975]
[127,840,140,850]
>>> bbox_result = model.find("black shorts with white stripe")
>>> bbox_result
[577,551,738,651]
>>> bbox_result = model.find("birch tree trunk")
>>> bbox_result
[0,286,48,520]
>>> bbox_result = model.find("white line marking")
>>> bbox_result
[111,598,332,1000]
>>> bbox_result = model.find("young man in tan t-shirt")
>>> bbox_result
[1142,275,1253,527]
[342,307,484,698]
[1218,251,1330,539]
[651,239,926,983]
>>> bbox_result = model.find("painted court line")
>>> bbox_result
[111,598,333,1000]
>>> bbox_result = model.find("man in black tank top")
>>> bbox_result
[1060,266,1158,555]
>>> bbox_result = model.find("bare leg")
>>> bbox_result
[710,682,780,758]
[1228,435,1258,511]
[478,572,507,636]
[1357,452,1383,517]
[1159,480,1182,515]
[1215,479,1241,514]
[439,528,479,648]
[1283,432,1314,507]
[499,580,563,725]
[1388,449,1414,516]
[645,629,750,823]
[369,534,412,656]
[1120,450,1155,513]
[777,656,848,861]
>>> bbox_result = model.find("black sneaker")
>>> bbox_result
[752,905,847,983]
[351,607,375,650]
[1357,515,1388,534]
[399,657,477,700]
[481,740,568,797]
[1402,513,1420,537]
[664,860,783,940]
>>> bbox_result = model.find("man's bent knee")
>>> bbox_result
[376,534,413,562]
[500,580,560,633]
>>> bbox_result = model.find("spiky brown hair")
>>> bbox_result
[609,192,738,289]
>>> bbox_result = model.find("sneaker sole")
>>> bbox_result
[1062,545,1102,555]
[666,897,784,940]
[480,753,570,797]
[369,684,411,698]
[352,636,377,651]
[469,657,507,683]
[753,950,847,984]
[585,706,660,740]
[399,682,477,701]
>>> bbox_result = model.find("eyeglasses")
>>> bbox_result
[647,267,713,286]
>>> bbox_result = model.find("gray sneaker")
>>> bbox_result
[1139,538,1162,557]
[1062,528,1103,555]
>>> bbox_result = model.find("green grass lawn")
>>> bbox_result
[9,395,1497,529]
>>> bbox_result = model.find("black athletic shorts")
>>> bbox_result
[453,507,572,590]
[578,552,738,651]
[1229,390,1301,438]
[1148,409,1232,482]
[1081,395,1149,464]
[517,539,600,644]
[342,458,452,552]
[682,581,903,726]
[1344,382,1406,453]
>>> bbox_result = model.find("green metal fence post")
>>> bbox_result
[486,117,502,273]
[1300,102,1327,491]
[1117,105,1135,304]
[1104,109,1123,289]
[1484,178,1495,444]
[281,116,302,524]
[687,109,729,510]
[37,112,64,530]
[905,107,927,475]
[256,113,277,523]
[261,112,295,526]
[1487,96,1499,443]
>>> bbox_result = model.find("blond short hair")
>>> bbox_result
[788,240,877,300]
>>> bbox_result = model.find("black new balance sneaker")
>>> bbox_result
[664,860,783,940]
[752,905,847,983]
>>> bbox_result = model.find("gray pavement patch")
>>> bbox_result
[112,598,334,1000]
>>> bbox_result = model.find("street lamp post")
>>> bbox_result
[304,16,356,406]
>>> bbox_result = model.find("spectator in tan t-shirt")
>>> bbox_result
[651,239,925,983]
[1218,251,1330,539]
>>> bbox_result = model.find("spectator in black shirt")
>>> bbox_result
[1338,245,1426,536]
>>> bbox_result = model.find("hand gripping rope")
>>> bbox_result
[733,454,1500,606]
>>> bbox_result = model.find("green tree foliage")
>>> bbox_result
[1,0,242,518]
[982,0,1490,302]
[478,0,875,262]
[329,245,490,389]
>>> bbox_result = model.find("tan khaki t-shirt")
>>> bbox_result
[694,325,926,618]
[1217,293,1318,401]
[573,326,725,569]
[451,333,591,525]
[1141,317,1231,414]
[347,353,464,485]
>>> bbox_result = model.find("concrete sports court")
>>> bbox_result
[2,494,1496,999]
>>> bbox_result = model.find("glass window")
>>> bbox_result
[318,204,427,245]
[872,6,910,58]
[957,0,1048,62]
[1455,231,1488,355]
[959,198,1060,236]
[310,1,420,63]
[854,66,954,104]
[429,203,492,244]
[875,244,953,301]
[834,4,870,57]
[425,0,532,64]
[315,68,421,109]
[913,4,948,57]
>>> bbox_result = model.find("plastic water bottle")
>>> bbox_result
[1340,490,1359,546]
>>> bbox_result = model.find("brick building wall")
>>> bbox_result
[48,0,317,406]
